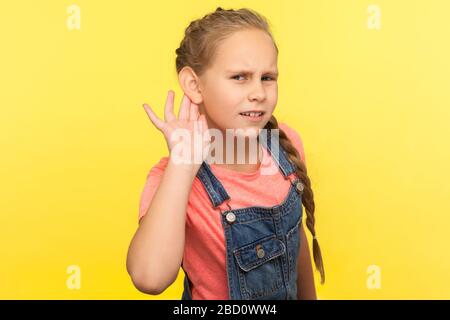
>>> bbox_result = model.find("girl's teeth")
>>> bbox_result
[242,112,263,117]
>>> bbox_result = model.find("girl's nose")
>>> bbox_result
[248,81,266,101]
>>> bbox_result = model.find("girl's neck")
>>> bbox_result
[212,162,261,174]
[211,134,263,173]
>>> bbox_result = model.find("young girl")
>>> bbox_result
[127,7,325,300]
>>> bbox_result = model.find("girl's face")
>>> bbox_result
[198,28,278,135]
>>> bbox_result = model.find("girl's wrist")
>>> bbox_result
[167,155,201,180]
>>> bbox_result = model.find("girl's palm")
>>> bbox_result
[143,90,211,166]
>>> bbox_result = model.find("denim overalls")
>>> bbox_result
[181,128,304,300]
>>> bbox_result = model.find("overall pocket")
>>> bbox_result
[233,234,285,299]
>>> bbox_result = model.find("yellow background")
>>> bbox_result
[1,0,449,299]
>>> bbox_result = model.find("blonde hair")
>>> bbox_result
[175,7,325,285]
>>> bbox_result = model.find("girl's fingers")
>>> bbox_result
[143,103,165,131]
[164,90,176,122]
[189,102,199,121]
[200,114,211,142]
[178,94,191,120]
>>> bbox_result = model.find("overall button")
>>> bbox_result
[226,212,236,223]
[256,244,265,258]
[296,181,304,193]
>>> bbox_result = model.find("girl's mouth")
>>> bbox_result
[239,111,265,122]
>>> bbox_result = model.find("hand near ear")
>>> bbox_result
[142,90,211,171]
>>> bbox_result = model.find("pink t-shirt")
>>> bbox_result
[138,122,306,299]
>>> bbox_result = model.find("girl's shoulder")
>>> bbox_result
[278,122,306,164]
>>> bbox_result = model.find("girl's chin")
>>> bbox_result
[216,120,267,135]
[232,127,262,139]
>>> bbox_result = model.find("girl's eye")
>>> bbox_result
[232,75,276,81]
[232,75,246,80]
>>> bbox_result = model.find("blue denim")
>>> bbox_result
[181,129,304,300]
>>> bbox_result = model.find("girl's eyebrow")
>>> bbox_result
[226,69,279,76]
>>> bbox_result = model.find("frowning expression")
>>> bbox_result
[198,28,278,136]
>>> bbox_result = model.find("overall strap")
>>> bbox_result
[259,128,296,178]
[195,161,230,208]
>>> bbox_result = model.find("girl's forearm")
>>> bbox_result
[126,159,198,294]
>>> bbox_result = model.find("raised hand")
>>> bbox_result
[143,90,211,170]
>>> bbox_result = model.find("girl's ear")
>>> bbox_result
[178,66,203,105]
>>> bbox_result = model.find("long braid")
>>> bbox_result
[264,116,325,284]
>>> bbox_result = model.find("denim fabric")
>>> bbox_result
[181,128,303,300]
